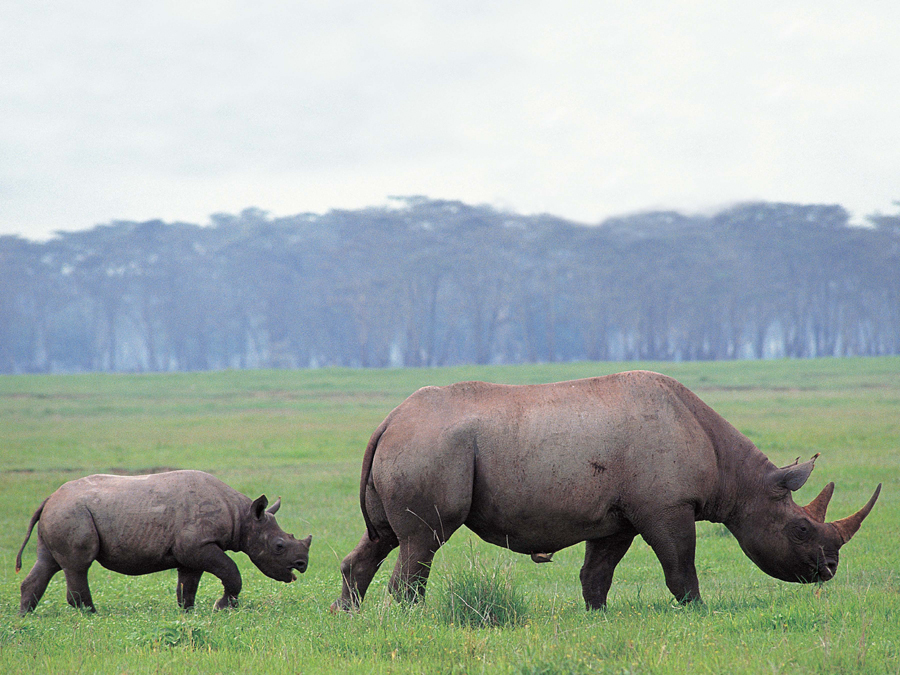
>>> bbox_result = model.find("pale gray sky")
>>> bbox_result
[3,0,899,240]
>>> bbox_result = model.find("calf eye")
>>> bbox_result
[274,539,286,554]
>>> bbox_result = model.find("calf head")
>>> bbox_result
[243,495,312,582]
[735,455,881,583]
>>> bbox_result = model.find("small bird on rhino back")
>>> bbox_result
[17,469,312,615]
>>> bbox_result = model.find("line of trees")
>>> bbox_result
[1,197,898,373]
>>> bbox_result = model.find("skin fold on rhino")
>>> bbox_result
[17,470,312,615]
[332,370,881,611]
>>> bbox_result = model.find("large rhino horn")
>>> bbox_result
[832,484,882,545]
[803,482,834,522]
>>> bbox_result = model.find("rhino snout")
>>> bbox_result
[293,559,308,575]
[814,556,838,582]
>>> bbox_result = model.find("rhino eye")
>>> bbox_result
[788,520,812,542]
[274,539,286,554]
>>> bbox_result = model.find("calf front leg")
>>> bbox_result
[178,544,242,610]
[176,568,204,610]
[640,506,702,603]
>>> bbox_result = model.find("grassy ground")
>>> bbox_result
[1,358,897,673]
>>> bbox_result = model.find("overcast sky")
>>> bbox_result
[3,1,899,240]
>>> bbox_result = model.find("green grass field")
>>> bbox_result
[1,358,898,674]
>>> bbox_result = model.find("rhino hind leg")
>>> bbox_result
[333,529,399,611]
[580,531,636,610]
[388,534,442,603]
[63,568,95,612]
[176,567,204,610]
[18,536,62,615]
[386,505,467,603]
[640,506,702,604]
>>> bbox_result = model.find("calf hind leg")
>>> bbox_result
[19,538,62,615]
[63,568,95,612]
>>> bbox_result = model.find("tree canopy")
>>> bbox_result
[1,198,898,373]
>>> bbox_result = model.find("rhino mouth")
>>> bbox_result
[290,559,308,581]
[814,559,837,582]
[796,556,837,583]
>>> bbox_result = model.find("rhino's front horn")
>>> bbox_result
[832,484,882,545]
[803,482,835,522]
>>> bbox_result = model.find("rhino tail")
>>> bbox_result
[360,418,390,543]
[16,498,48,573]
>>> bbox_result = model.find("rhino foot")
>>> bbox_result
[214,596,239,610]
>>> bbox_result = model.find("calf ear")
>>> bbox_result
[771,454,819,492]
[251,495,269,520]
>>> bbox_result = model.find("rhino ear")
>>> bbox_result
[771,454,819,492]
[251,495,269,520]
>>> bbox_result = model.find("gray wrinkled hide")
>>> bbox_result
[18,470,311,614]
[333,371,880,611]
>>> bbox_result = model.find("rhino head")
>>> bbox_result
[732,455,881,583]
[242,495,312,583]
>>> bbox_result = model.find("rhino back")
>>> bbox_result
[40,471,245,574]
[379,372,727,553]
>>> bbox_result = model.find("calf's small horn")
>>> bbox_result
[803,482,834,523]
[832,484,882,544]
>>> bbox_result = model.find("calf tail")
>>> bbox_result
[16,499,48,573]
[360,418,389,542]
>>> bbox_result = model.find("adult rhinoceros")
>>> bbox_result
[333,371,880,611]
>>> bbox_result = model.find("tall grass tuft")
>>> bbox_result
[434,547,528,628]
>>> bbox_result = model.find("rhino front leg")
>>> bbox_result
[176,568,204,610]
[178,543,242,610]
[580,531,636,610]
[19,537,62,615]
[640,506,701,603]
[208,554,242,610]
[63,567,96,612]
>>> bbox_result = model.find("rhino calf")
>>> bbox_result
[334,371,881,611]
[17,470,312,615]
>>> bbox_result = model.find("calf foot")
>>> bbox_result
[214,595,239,610]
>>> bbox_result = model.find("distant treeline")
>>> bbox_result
[1,197,898,373]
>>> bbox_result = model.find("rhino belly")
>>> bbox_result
[96,550,179,575]
[464,496,627,554]
[92,510,181,575]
